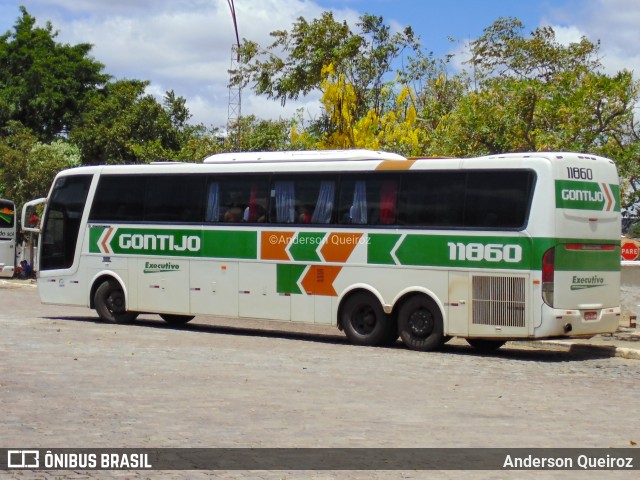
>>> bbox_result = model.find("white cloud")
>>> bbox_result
[12,0,355,128]
[17,0,640,131]
[547,24,585,46]
[438,0,640,81]
[544,0,640,76]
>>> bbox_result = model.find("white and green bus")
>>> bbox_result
[0,199,16,278]
[22,150,621,351]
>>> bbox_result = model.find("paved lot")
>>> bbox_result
[1,284,639,479]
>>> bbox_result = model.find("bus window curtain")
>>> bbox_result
[311,181,335,224]
[205,182,220,222]
[244,182,258,222]
[350,180,367,224]
[275,181,295,223]
[379,181,397,225]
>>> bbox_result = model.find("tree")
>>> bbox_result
[236,12,418,121]
[396,48,468,136]
[317,64,425,155]
[0,121,80,208]
[70,80,190,164]
[0,6,109,141]
[436,17,637,157]
[428,18,639,192]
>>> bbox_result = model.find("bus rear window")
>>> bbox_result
[400,170,535,230]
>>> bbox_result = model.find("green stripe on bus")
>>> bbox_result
[368,234,618,271]
[396,234,534,269]
[202,230,257,259]
[276,264,306,294]
[368,233,402,264]
[288,232,325,262]
[89,226,257,259]
[89,226,619,272]
[555,246,621,272]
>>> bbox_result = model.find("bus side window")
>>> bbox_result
[144,175,205,223]
[90,176,145,222]
[377,180,397,225]
[217,176,269,224]
[339,179,367,225]
[243,182,267,223]
[224,208,242,222]
[270,178,335,225]
[310,181,335,224]
[339,176,398,226]
[272,181,295,223]
[205,181,220,222]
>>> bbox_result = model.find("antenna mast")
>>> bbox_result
[227,0,242,150]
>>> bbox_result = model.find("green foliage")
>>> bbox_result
[236,12,355,103]
[226,115,307,152]
[174,130,225,162]
[3,7,640,216]
[0,6,109,141]
[468,17,601,82]
[236,12,418,120]
[70,80,189,164]
[426,17,640,211]
[238,12,640,213]
[0,121,80,208]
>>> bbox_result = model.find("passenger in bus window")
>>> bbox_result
[243,202,266,223]
[224,208,242,222]
[298,206,312,224]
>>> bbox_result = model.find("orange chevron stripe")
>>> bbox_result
[320,233,363,263]
[101,227,113,254]
[601,183,613,211]
[375,159,417,171]
[300,265,341,296]
[261,231,294,260]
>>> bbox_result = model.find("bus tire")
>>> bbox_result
[466,338,506,352]
[160,314,195,325]
[341,292,394,346]
[94,280,138,324]
[398,295,444,351]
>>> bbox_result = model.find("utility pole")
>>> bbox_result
[227,0,241,150]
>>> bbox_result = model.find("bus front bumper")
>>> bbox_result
[0,264,14,278]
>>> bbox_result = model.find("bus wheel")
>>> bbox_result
[160,314,195,325]
[94,280,138,324]
[341,292,394,346]
[466,338,506,352]
[398,295,444,351]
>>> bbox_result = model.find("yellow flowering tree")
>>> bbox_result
[318,64,425,156]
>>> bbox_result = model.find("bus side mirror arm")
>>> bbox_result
[21,197,47,233]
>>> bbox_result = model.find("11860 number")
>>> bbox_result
[448,242,522,263]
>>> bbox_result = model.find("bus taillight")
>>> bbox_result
[542,247,555,307]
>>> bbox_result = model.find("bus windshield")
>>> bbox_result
[0,199,16,278]
[0,199,15,232]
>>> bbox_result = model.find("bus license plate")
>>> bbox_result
[584,311,598,321]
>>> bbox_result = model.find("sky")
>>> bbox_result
[1,0,640,129]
